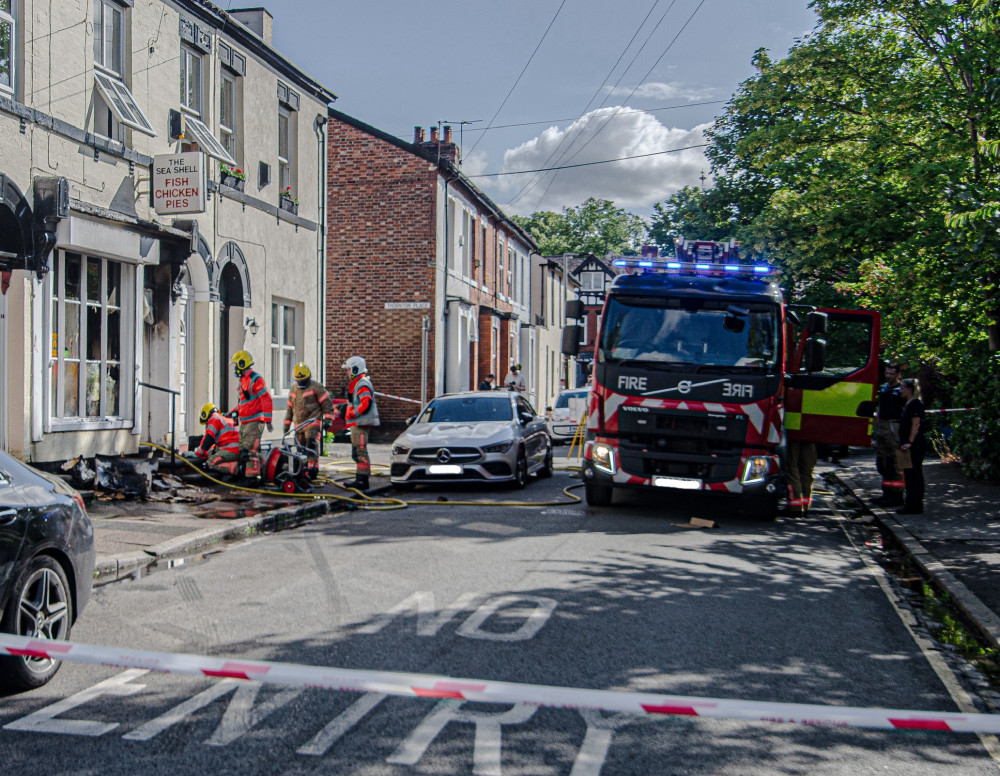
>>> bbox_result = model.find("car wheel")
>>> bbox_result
[585,479,613,507]
[539,444,554,478]
[0,556,73,692]
[512,449,529,489]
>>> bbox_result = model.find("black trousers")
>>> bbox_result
[902,442,926,509]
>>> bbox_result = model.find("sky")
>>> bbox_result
[263,0,820,220]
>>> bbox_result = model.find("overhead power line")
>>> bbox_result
[464,143,707,178]
[455,100,726,133]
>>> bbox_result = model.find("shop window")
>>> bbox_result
[270,301,299,395]
[1,0,15,95]
[48,252,133,424]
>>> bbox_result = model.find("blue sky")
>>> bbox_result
[262,0,818,219]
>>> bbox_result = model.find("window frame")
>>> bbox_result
[93,0,124,78]
[0,0,16,96]
[46,250,135,430]
[270,300,300,396]
[93,70,156,137]
[219,68,238,162]
[277,105,291,191]
[182,114,236,165]
[180,42,203,116]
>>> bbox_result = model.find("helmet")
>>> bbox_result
[231,350,254,372]
[342,355,367,376]
[293,362,311,381]
[199,403,218,424]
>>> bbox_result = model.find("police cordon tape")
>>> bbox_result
[2,634,999,733]
[374,391,422,405]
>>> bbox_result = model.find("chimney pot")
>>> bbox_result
[430,126,439,143]
[414,126,424,143]
[443,125,452,143]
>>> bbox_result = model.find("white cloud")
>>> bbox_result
[489,107,711,216]
[608,81,717,101]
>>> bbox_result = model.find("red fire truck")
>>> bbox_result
[564,240,880,519]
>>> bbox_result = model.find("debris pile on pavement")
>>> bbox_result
[61,454,209,502]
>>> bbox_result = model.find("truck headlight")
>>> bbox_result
[591,442,617,475]
[742,456,770,484]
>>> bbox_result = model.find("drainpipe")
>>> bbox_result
[442,176,449,392]
[315,114,327,383]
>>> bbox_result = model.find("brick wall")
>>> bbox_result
[325,118,437,432]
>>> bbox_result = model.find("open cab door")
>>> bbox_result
[785,309,881,447]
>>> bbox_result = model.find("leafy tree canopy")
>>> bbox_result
[513,198,648,256]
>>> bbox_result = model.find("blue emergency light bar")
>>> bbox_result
[611,257,775,276]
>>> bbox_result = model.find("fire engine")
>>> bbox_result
[564,239,880,519]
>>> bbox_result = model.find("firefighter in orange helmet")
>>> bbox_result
[187,403,242,477]
[340,355,379,490]
[229,350,273,481]
[284,362,335,458]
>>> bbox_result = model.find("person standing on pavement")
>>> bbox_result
[504,363,525,392]
[284,362,335,458]
[873,363,906,506]
[897,377,928,514]
[229,350,273,481]
[478,373,495,391]
[341,355,379,490]
[189,403,242,478]
[785,439,818,516]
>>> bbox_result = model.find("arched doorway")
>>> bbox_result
[214,243,251,411]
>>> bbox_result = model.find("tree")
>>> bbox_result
[513,198,647,256]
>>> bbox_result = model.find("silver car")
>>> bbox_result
[390,391,553,488]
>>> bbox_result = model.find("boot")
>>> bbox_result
[341,475,369,491]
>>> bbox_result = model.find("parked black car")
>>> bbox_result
[0,450,95,692]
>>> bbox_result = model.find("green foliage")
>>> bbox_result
[947,351,1000,481]
[513,198,647,256]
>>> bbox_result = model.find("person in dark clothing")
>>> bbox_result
[478,373,495,391]
[873,363,905,506]
[897,377,927,514]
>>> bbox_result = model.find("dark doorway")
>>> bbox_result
[218,263,245,411]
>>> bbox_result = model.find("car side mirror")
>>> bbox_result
[519,411,533,424]
[856,400,877,418]
[803,337,826,373]
[405,415,417,426]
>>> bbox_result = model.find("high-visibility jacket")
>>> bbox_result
[234,370,273,424]
[284,379,335,432]
[195,414,240,459]
[345,374,380,427]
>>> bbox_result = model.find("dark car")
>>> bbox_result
[0,450,96,692]
[390,391,553,488]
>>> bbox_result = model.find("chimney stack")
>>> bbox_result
[229,8,273,45]
[416,122,460,165]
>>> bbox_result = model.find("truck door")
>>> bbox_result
[786,309,880,447]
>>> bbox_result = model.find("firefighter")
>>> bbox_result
[229,350,273,481]
[873,363,905,506]
[188,403,242,477]
[341,355,380,490]
[785,439,818,516]
[284,362,336,459]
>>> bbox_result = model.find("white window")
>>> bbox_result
[180,43,203,115]
[270,301,299,395]
[48,252,134,424]
[182,114,236,164]
[580,271,604,293]
[220,70,238,161]
[1,0,16,95]
[94,71,156,137]
[497,235,504,294]
[93,0,123,76]
[278,106,291,191]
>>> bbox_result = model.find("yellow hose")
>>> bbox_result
[141,442,584,510]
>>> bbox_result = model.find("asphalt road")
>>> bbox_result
[1,468,997,775]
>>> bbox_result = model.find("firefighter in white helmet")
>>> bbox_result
[341,355,379,490]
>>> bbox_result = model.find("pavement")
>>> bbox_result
[86,442,1000,656]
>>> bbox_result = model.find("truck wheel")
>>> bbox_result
[585,479,613,507]
[744,495,779,522]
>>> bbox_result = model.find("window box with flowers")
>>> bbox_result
[279,187,298,215]
[220,163,246,192]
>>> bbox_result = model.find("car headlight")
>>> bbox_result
[742,456,770,484]
[591,442,617,474]
[392,444,411,456]
[482,440,513,453]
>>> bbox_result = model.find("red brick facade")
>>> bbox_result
[325,111,535,432]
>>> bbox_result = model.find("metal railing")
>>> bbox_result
[138,381,181,470]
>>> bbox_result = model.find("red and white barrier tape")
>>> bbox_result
[374,391,422,405]
[926,407,976,414]
[1,635,998,733]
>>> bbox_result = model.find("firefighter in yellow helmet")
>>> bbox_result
[284,362,335,460]
[228,350,273,481]
[185,403,242,477]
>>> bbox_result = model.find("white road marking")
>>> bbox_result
[296,692,386,756]
[387,700,536,776]
[4,669,148,736]
[570,710,639,776]
[456,595,558,642]
[356,591,483,636]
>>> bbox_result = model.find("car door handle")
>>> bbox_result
[0,508,17,526]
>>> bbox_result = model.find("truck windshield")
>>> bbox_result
[598,296,780,369]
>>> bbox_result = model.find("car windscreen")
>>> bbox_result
[598,295,780,369]
[418,396,513,423]
[554,391,587,409]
